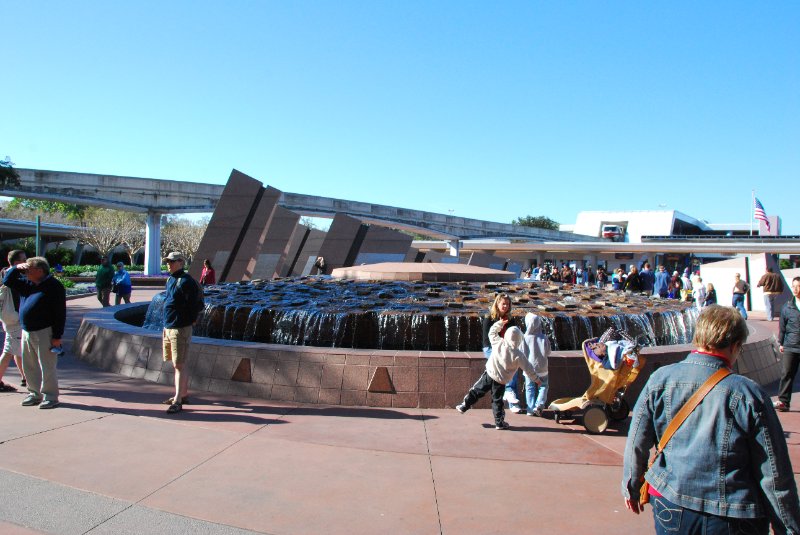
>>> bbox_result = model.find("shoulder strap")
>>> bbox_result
[654,367,731,457]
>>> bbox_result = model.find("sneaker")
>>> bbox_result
[532,407,543,417]
[20,379,26,388]
[503,391,519,404]
[21,395,42,406]
[774,400,790,412]
[166,403,183,414]
[456,403,468,414]
[39,400,60,410]
[509,405,524,414]
[495,421,510,430]
[162,396,190,405]
[0,381,17,392]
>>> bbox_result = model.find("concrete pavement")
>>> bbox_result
[0,291,798,534]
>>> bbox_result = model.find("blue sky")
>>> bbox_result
[3,2,798,233]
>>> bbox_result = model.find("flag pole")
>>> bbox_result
[750,190,754,237]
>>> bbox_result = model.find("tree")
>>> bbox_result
[69,208,134,259]
[512,215,560,231]
[0,157,20,187]
[7,198,88,223]
[160,216,208,266]
[118,212,147,264]
[299,216,318,230]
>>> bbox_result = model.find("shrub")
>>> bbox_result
[45,247,75,267]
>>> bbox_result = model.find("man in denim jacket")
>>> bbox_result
[622,305,800,534]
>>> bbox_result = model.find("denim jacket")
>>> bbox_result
[622,353,800,533]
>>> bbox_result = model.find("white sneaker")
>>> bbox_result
[503,391,519,404]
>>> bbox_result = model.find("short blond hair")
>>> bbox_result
[692,305,748,351]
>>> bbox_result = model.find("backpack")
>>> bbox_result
[0,285,19,326]
[177,275,205,321]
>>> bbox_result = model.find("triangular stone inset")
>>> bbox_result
[231,358,252,382]
[368,366,395,394]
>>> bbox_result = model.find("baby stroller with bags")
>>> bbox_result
[549,327,646,434]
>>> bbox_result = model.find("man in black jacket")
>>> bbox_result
[161,252,203,415]
[3,257,66,409]
[775,276,800,412]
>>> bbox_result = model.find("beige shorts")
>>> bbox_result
[162,326,193,366]
[2,324,22,356]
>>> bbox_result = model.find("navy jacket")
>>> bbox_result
[3,267,67,338]
[163,269,201,329]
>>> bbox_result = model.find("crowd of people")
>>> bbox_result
[524,261,761,317]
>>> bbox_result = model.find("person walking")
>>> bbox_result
[732,273,749,319]
[639,263,655,295]
[680,268,693,302]
[94,257,114,307]
[692,277,707,311]
[704,283,717,307]
[2,257,66,409]
[774,276,800,412]
[199,259,216,286]
[112,262,132,305]
[0,249,27,391]
[161,252,204,415]
[757,267,784,321]
[481,293,522,413]
[624,265,642,293]
[622,305,800,533]
[522,313,550,417]
[653,265,670,298]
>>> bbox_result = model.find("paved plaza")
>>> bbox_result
[0,290,798,534]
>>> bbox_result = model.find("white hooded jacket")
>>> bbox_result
[523,313,550,378]
[487,320,540,385]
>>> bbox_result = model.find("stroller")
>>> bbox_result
[549,328,647,434]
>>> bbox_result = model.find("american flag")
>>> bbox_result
[754,197,771,232]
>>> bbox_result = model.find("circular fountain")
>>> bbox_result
[73,263,780,410]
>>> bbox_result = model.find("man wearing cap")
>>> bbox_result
[161,252,203,414]
[2,257,66,409]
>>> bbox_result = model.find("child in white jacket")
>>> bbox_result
[456,319,541,429]
[523,313,551,417]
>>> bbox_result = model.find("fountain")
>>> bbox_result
[73,263,779,410]
[142,277,698,352]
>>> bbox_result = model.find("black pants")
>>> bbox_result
[778,350,800,405]
[462,371,505,425]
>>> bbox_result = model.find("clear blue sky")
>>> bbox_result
[3,2,798,233]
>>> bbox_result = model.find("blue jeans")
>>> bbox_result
[524,374,548,412]
[764,293,778,321]
[732,293,747,319]
[651,495,768,535]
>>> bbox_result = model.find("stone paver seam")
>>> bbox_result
[420,409,444,535]
[580,433,626,459]
[0,413,115,446]
[80,413,285,535]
